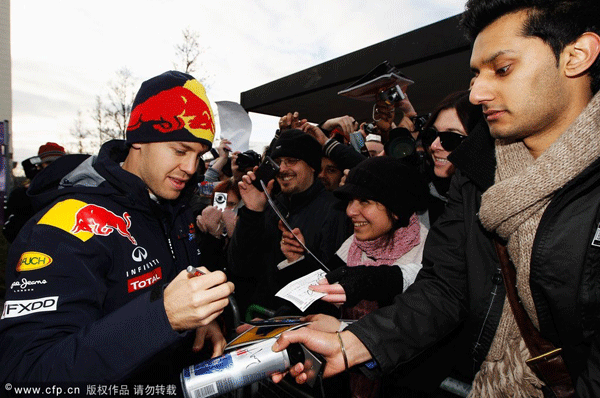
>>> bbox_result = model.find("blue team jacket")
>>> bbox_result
[0,140,204,384]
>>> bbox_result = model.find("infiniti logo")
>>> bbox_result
[132,246,148,262]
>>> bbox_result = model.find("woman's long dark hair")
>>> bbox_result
[418,90,483,199]
[421,90,482,135]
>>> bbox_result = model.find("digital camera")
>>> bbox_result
[384,127,427,177]
[411,113,431,133]
[252,156,280,192]
[384,127,417,162]
[213,192,228,211]
[236,150,261,171]
[364,123,378,135]
[378,84,405,105]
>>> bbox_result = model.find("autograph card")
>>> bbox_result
[275,269,327,312]
[226,322,307,351]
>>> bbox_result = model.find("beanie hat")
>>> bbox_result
[38,142,65,163]
[126,70,215,148]
[334,156,427,227]
[270,129,322,173]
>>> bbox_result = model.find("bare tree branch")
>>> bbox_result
[75,27,216,150]
[174,27,213,87]
[71,68,138,149]
[70,110,93,154]
[105,67,137,140]
[91,95,111,147]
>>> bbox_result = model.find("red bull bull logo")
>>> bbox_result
[71,205,137,245]
[127,79,215,142]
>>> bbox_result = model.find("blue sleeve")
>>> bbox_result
[204,167,221,183]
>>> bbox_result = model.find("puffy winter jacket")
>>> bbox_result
[0,140,204,384]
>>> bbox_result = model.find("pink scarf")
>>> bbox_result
[347,213,421,267]
[344,213,421,320]
[344,213,421,398]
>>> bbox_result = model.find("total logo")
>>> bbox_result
[128,267,162,293]
[1,296,58,319]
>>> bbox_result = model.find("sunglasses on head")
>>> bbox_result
[420,127,466,152]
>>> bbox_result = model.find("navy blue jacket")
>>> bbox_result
[0,140,203,384]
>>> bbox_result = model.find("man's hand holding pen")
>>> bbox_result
[164,266,235,331]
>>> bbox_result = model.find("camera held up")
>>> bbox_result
[235,150,261,171]
[384,128,417,162]
[378,85,405,105]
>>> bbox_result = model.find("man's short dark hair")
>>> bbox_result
[461,0,600,93]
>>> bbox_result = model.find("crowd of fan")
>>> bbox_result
[185,83,483,397]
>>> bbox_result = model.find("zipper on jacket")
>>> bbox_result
[471,267,502,373]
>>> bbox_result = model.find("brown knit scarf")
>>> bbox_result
[469,91,600,397]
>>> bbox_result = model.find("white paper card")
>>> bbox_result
[275,270,327,312]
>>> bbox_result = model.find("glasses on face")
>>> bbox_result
[420,127,466,152]
[274,157,300,167]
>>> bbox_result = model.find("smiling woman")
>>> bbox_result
[419,90,483,224]
[279,156,429,398]
[279,156,428,307]
[279,157,429,310]
[313,156,429,305]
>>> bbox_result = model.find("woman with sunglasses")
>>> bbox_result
[419,90,483,224]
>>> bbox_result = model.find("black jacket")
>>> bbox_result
[0,140,204,385]
[347,123,600,397]
[227,179,349,315]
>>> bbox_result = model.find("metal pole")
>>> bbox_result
[3,120,13,195]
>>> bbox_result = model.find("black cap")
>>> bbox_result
[270,129,322,173]
[334,156,427,227]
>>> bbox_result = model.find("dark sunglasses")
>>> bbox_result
[420,127,466,151]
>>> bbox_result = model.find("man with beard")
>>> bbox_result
[227,129,349,316]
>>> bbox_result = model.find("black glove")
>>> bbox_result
[325,265,404,307]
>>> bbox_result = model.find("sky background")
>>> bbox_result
[9,0,466,168]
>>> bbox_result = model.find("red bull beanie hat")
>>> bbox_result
[126,70,216,148]
[38,142,66,163]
